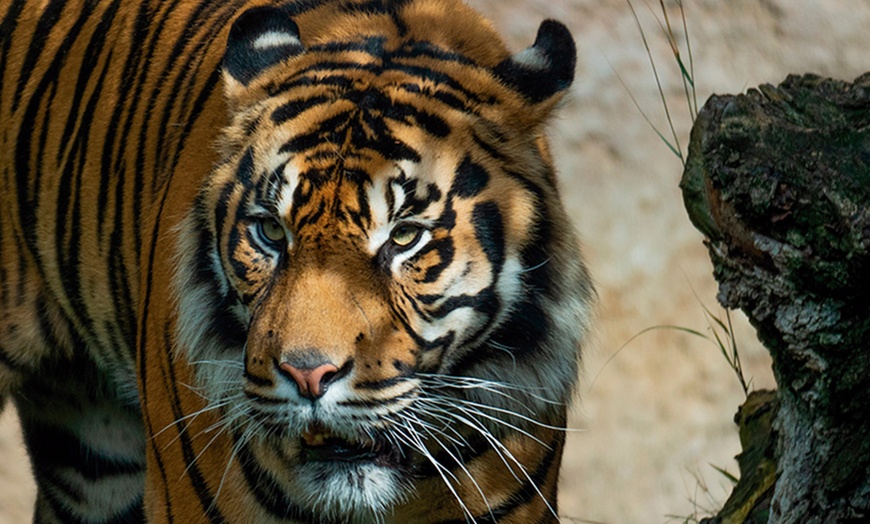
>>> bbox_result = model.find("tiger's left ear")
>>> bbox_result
[493,20,576,106]
[223,6,305,86]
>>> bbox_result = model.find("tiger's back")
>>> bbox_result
[0,1,594,522]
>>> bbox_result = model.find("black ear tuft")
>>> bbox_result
[223,6,304,85]
[493,20,576,104]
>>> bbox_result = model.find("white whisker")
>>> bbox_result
[392,420,476,522]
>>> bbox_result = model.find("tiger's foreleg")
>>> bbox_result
[14,351,146,523]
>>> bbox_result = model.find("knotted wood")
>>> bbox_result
[682,73,870,523]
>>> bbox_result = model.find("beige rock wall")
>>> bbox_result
[1,1,867,522]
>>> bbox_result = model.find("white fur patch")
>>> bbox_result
[512,47,550,70]
[275,163,300,218]
[366,177,393,255]
[252,31,301,50]
[291,461,406,521]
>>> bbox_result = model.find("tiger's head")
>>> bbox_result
[174,1,593,521]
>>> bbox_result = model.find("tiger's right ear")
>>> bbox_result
[493,20,575,106]
[223,6,305,86]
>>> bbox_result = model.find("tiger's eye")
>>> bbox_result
[390,224,421,248]
[260,218,286,243]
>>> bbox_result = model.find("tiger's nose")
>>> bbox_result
[278,359,340,400]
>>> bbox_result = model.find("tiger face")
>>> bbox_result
[174,2,593,521]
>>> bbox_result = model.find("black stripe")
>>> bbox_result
[271,95,331,124]
[109,0,176,263]
[35,293,66,353]
[280,110,353,154]
[147,0,223,185]
[309,35,387,57]
[141,368,173,522]
[451,156,490,198]
[244,390,285,405]
[138,72,228,523]
[267,50,486,108]
[390,62,487,105]
[431,288,499,321]
[336,0,414,36]
[243,369,273,388]
[55,0,120,166]
[352,375,409,391]
[295,198,327,231]
[133,3,241,519]
[471,130,509,161]
[106,501,146,524]
[100,5,153,354]
[236,147,255,189]
[395,82,474,113]
[449,298,549,374]
[382,98,451,138]
[58,30,117,348]
[268,72,355,97]
[109,227,137,356]
[152,3,239,193]
[0,1,26,105]
[236,438,325,522]
[504,167,547,202]
[37,485,85,524]
[13,1,98,264]
[471,201,505,275]
[414,429,491,478]
[519,206,558,301]
[338,388,418,408]
[227,228,250,283]
[0,212,5,308]
[0,344,28,374]
[419,237,455,284]
[283,59,382,79]
[161,325,229,523]
[11,0,67,111]
[98,0,148,241]
[213,171,238,244]
[13,228,28,305]
[56,130,86,335]
[435,433,561,524]
[393,40,477,67]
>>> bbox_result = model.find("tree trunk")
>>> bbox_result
[681,73,870,523]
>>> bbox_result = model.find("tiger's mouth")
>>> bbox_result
[298,423,405,467]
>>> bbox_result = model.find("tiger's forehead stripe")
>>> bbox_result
[264,36,491,108]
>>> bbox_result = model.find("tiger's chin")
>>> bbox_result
[293,461,408,521]
[264,425,413,522]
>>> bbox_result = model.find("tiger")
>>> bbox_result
[0,0,595,522]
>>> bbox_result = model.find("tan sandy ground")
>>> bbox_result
[1,1,868,522]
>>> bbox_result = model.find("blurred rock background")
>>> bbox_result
[2,1,868,522]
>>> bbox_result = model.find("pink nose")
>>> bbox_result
[279,361,339,399]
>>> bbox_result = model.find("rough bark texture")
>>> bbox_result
[681,73,870,523]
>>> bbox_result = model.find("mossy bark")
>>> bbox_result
[681,73,870,523]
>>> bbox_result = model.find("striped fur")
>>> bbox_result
[0,0,594,522]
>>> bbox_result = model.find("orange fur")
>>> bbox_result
[1,1,593,522]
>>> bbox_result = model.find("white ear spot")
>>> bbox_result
[252,30,301,50]
[511,47,550,70]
